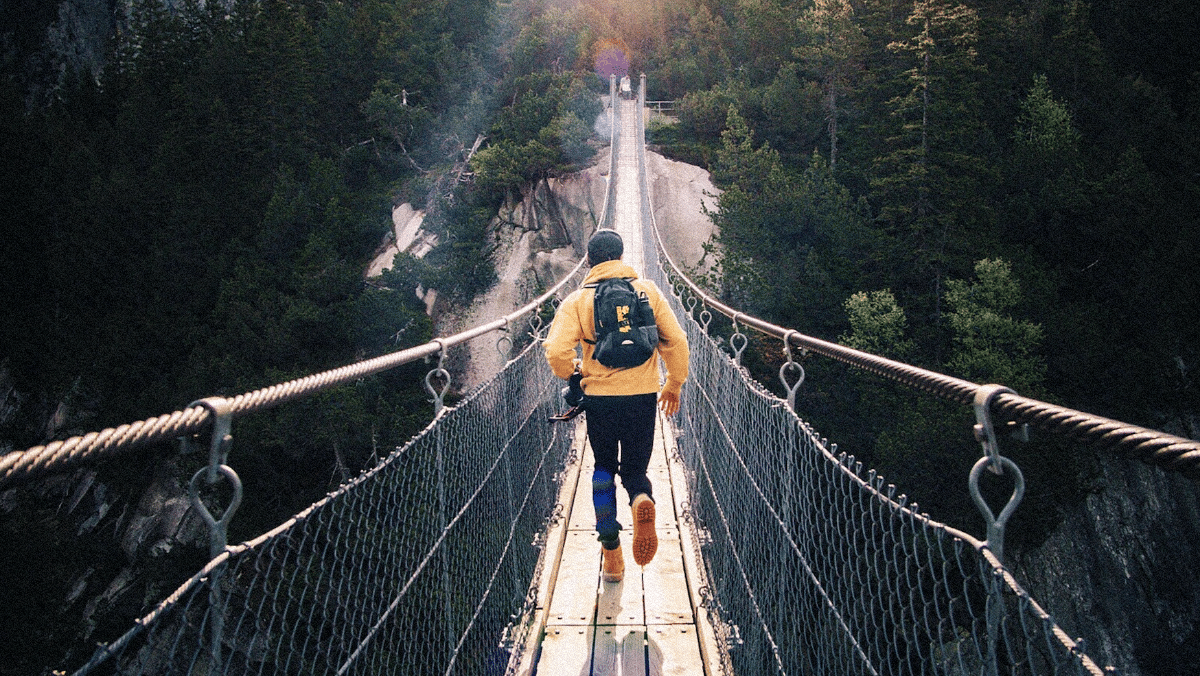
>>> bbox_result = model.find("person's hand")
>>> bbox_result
[658,389,680,416]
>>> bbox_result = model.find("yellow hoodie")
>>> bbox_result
[543,260,689,397]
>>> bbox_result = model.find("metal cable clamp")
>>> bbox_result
[528,311,545,341]
[184,396,241,673]
[496,317,513,358]
[779,330,806,412]
[425,339,451,416]
[969,384,1026,562]
[729,313,748,365]
[185,397,242,559]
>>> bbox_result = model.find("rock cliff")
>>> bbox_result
[1011,455,1200,675]
[369,146,719,392]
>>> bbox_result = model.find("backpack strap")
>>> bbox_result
[581,282,599,344]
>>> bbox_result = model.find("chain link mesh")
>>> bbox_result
[74,339,571,676]
[649,271,1105,676]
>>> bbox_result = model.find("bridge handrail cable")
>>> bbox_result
[0,273,579,489]
[647,218,1200,482]
[633,84,1108,676]
[0,75,635,491]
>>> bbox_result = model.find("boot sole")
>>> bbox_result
[632,498,657,566]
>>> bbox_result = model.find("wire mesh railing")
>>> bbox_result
[632,76,1109,675]
[4,79,622,675]
[667,315,1104,675]
[72,336,573,675]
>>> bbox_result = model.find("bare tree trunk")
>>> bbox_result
[828,86,839,171]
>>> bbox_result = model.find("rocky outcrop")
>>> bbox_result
[433,147,720,392]
[1011,455,1200,675]
[645,151,719,277]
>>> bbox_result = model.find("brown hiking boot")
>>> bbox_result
[602,545,625,582]
[632,494,657,566]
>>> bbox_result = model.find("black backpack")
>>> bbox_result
[585,277,659,368]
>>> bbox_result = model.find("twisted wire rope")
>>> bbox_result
[72,335,574,675]
[643,174,1200,480]
[0,256,587,491]
[1,77,630,491]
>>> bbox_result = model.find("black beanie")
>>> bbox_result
[587,229,624,264]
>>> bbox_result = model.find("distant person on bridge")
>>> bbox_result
[543,230,689,583]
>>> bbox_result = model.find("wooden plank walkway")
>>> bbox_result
[512,98,720,676]
[516,413,721,675]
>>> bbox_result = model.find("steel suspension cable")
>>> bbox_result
[0,74,639,490]
[0,278,571,489]
[647,203,1200,482]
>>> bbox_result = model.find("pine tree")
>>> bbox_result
[796,0,865,171]
[869,0,994,319]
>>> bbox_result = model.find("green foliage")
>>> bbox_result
[542,110,596,165]
[485,71,601,172]
[471,140,529,200]
[944,259,1046,393]
[363,79,436,157]
[796,0,866,169]
[869,0,996,315]
[842,289,914,361]
[1013,74,1081,161]
[648,2,733,98]
[0,1,491,670]
[835,260,1051,539]
[706,107,878,337]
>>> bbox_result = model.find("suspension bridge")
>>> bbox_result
[3,76,1199,676]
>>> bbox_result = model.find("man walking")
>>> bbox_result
[543,229,689,582]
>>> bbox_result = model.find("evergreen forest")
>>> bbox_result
[2,0,1198,673]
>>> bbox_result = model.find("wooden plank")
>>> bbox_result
[647,624,707,676]
[649,422,670,471]
[537,422,586,606]
[596,532,645,626]
[620,628,649,676]
[589,625,620,675]
[663,415,724,676]
[568,463,597,531]
[547,530,600,625]
[588,626,648,676]
[642,530,694,626]
[645,468,676,529]
[511,419,587,676]
[537,626,594,675]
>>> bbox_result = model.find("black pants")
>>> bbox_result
[585,393,657,504]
